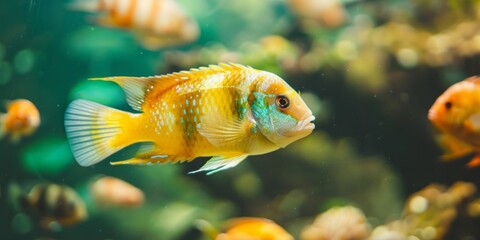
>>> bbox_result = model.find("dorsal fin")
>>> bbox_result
[89,63,251,111]
[89,75,187,111]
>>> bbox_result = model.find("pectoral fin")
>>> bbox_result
[197,114,254,147]
[464,113,480,133]
[110,155,170,166]
[189,154,248,175]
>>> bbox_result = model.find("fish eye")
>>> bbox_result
[275,95,290,110]
[445,101,452,110]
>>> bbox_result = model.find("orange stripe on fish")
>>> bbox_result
[147,0,160,30]
[110,0,120,20]
[69,0,200,50]
[123,0,137,27]
[98,0,106,10]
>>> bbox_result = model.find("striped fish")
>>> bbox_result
[70,0,199,50]
[18,184,87,230]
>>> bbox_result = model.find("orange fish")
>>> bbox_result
[428,76,480,167]
[65,63,315,174]
[70,0,199,50]
[216,218,294,240]
[90,176,144,207]
[0,99,40,143]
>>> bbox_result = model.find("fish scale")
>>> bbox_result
[143,86,244,159]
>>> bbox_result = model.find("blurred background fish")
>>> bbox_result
[215,217,293,240]
[0,99,40,143]
[428,76,480,167]
[69,0,199,50]
[89,176,144,207]
[13,183,87,231]
[288,0,346,28]
[64,64,315,174]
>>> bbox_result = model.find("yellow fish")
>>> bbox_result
[65,63,315,174]
[428,76,480,167]
[217,218,294,240]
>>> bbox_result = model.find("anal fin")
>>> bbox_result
[189,154,248,175]
[437,134,474,161]
[111,155,170,166]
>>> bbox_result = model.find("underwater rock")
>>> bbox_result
[369,181,478,240]
[301,205,371,240]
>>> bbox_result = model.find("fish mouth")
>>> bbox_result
[427,106,437,122]
[296,115,316,131]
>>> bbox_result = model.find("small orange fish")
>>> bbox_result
[65,63,315,174]
[90,176,144,207]
[70,0,199,50]
[428,76,480,167]
[216,218,294,240]
[0,99,40,143]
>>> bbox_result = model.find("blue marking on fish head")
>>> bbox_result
[251,92,297,147]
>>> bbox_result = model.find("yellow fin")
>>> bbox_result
[189,154,248,175]
[90,73,191,111]
[89,63,250,111]
[437,133,474,161]
[65,100,141,166]
[197,113,254,147]
[197,118,246,147]
[110,155,170,166]
[89,76,155,111]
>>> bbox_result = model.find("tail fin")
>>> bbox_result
[65,100,139,167]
